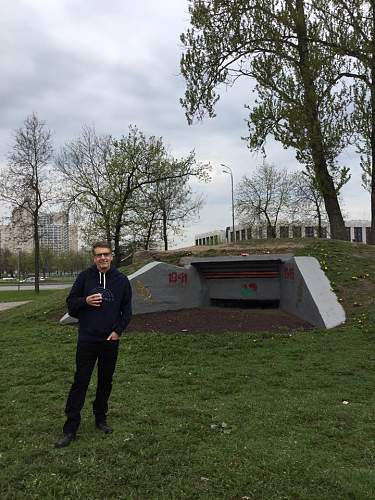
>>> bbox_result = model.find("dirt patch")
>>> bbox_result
[126,306,313,335]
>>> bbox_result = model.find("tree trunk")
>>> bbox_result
[162,211,168,251]
[112,195,130,265]
[145,213,156,250]
[315,200,323,237]
[103,215,112,249]
[264,213,276,238]
[113,227,121,266]
[293,0,347,240]
[369,6,375,244]
[33,212,40,294]
[267,224,276,238]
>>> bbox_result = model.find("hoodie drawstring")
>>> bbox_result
[99,272,106,289]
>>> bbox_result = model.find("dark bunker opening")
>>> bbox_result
[187,255,286,310]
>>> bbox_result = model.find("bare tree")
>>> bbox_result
[136,176,204,251]
[0,113,53,292]
[293,169,328,237]
[236,163,297,238]
[293,161,349,237]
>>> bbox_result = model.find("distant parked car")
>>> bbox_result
[21,276,45,283]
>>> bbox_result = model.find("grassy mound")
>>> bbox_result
[4,238,375,324]
[122,238,375,324]
[1,239,375,499]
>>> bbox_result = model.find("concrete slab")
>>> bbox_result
[181,254,294,265]
[59,254,346,330]
[280,257,346,329]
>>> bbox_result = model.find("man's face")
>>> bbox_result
[93,247,113,272]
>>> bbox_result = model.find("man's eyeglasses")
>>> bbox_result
[94,252,111,257]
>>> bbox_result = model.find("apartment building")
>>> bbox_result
[0,209,78,253]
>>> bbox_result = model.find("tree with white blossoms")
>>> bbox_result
[235,163,298,238]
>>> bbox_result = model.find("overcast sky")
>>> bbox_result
[0,0,370,248]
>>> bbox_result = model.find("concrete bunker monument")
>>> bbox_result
[61,254,345,330]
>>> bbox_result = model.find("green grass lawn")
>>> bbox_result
[1,240,375,499]
[0,290,52,302]
[0,277,75,287]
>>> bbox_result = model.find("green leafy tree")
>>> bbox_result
[55,250,90,275]
[57,126,209,263]
[310,0,375,242]
[125,190,163,252]
[0,248,13,277]
[180,0,350,240]
[39,247,56,277]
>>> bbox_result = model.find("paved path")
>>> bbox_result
[0,284,72,291]
[0,301,32,311]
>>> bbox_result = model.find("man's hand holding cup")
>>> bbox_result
[86,293,103,307]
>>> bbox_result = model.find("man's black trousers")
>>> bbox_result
[63,339,119,435]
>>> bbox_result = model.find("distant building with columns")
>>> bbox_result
[195,220,371,246]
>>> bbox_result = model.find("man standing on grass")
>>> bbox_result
[55,241,132,448]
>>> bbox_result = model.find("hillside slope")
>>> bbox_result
[1,238,374,330]
[121,238,375,325]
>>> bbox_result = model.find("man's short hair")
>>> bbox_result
[92,241,113,255]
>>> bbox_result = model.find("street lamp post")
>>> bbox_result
[221,164,235,243]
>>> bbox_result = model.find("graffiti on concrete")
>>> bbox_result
[240,283,258,298]
[135,281,153,302]
[283,265,295,280]
[168,272,188,285]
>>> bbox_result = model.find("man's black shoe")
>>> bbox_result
[54,433,75,448]
[96,422,113,434]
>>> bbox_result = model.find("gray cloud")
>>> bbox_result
[0,0,369,246]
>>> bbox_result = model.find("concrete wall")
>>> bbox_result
[207,277,280,301]
[60,256,346,330]
[280,256,345,329]
[60,261,209,325]
[130,261,209,314]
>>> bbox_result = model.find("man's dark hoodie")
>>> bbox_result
[67,265,132,342]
